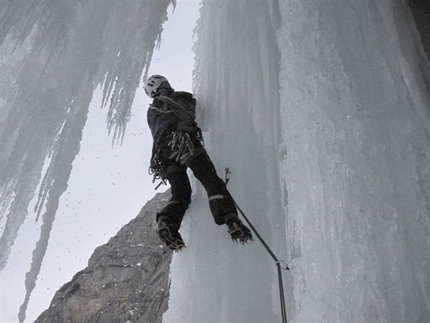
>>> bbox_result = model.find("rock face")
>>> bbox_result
[35,191,173,323]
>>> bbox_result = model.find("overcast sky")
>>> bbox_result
[1,1,200,322]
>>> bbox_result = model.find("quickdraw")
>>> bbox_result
[148,152,168,190]
[148,139,168,189]
[168,132,195,165]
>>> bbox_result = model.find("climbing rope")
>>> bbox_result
[225,168,289,323]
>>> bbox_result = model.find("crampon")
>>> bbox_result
[227,220,253,244]
[157,221,185,252]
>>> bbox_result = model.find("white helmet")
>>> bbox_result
[144,74,169,98]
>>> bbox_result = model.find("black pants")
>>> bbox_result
[156,134,237,229]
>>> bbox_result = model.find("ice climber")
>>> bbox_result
[144,75,253,251]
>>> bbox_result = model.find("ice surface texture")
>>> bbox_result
[166,0,430,322]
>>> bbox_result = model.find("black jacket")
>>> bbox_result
[147,91,197,144]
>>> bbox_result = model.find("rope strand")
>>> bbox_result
[225,168,289,323]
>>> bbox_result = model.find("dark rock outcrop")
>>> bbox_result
[35,191,173,323]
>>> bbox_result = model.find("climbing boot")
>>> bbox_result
[224,213,253,244]
[157,217,185,251]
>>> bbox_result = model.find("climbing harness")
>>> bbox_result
[225,168,289,323]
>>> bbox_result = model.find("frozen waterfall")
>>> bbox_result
[166,0,430,322]
[1,0,429,322]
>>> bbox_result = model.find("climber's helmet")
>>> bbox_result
[144,75,171,98]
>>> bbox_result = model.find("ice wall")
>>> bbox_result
[0,1,173,321]
[165,1,290,322]
[278,0,430,322]
[167,0,430,322]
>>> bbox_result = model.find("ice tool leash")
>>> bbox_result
[225,168,290,323]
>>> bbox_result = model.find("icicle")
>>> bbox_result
[0,0,174,320]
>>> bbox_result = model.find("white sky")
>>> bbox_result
[0,1,200,322]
